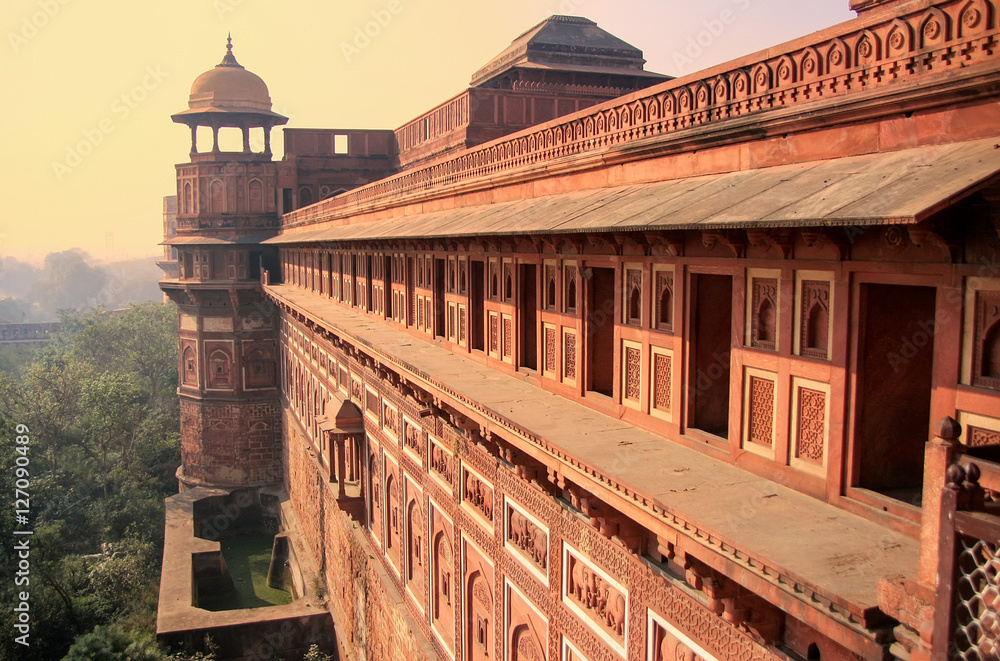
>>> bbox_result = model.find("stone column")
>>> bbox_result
[918,416,961,586]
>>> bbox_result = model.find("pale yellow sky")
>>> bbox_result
[1,0,854,265]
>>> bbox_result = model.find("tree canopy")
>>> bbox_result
[0,303,186,660]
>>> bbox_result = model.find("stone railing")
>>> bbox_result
[280,0,1000,230]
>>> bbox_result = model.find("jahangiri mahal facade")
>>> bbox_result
[156,1,1000,660]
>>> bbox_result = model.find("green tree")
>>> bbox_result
[70,303,178,403]
[4,350,91,477]
[62,624,165,661]
[80,373,146,481]
[0,303,181,661]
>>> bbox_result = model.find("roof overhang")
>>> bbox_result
[265,137,1000,245]
[163,235,275,246]
[171,107,289,125]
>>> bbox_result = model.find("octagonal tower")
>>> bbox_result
[161,38,287,490]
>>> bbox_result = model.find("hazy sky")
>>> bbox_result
[1,0,855,264]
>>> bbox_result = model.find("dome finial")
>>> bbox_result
[219,33,242,68]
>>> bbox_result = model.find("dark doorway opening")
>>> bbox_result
[407,257,416,326]
[856,284,936,503]
[689,274,733,438]
[383,255,392,317]
[471,261,485,352]
[434,259,446,339]
[520,265,538,370]
[587,267,616,397]
[366,255,374,313]
[249,251,262,282]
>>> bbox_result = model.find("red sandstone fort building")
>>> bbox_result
[156,1,1000,659]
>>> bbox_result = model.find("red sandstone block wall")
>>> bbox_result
[284,415,433,661]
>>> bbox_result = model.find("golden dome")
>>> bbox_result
[187,37,273,113]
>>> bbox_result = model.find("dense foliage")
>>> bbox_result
[0,303,183,660]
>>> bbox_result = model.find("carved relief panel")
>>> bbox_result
[462,465,495,529]
[650,347,674,422]
[544,263,557,311]
[742,368,777,458]
[972,289,1000,390]
[205,340,235,390]
[790,378,830,476]
[797,279,832,360]
[490,312,500,359]
[564,264,579,314]
[243,341,276,389]
[181,340,199,387]
[464,538,495,661]
[383,401,399,441]
[429,435,455,489]
[622,341,642,410]
[543,324,558,377]
[958,412,1000,450]
[653,267,674,333]
[351,372,363,404]
[368,443,383,547]
[403,415,423,461]
[503,314,514,364]
[647,610,716,661]
[624,267,643,327]
[563,329,577,385]
[502,261,514,303]
[506,581,548,661]
[385,458,402,573]
[405,478,426,613]
[430,500,456,654]
[747,271,780,351]
[562,638,588,661]
[505,499,549,584]
[562,544,628,657]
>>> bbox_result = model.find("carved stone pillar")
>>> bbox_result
[918,417,961,586]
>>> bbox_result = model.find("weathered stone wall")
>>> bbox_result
[279,314,787,661]
[284,413,434,661]
[181,398,283,487]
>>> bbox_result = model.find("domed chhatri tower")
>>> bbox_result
[161,38,286,490]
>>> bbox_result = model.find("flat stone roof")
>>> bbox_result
[266,283,920,628]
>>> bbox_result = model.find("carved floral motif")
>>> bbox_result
[654,354,672,413]
[625,347,641,402]
[969,426,1000,448]
[565,333,577,380]
[748,376,775,448]
[545,327,557,373]
[796,388,826,463]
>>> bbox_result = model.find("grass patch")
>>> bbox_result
[203,532,293,611]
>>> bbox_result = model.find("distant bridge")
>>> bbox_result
[0,322,58,344]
